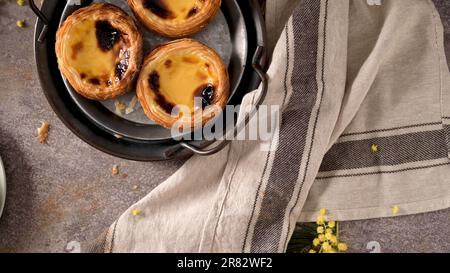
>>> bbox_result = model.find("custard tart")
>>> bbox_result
[56,3,143,100]
[128,0,221,37]
[137,39,230,129]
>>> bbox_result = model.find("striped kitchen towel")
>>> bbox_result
[89,0,450,252]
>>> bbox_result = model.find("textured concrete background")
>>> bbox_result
[0,1,448,253]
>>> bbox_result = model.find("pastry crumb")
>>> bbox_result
[114,100,126,115]
[125,95,138,115]
[112,165,119,176]
[114,134,124,139]
[122,173,128,179]
[37,122,50,144]
[132,185,139,190]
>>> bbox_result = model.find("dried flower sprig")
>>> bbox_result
[286,208,348,253]
[309,208,347,253]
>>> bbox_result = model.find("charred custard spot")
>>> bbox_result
[115,49,130,80]
[89,78,101,85]
[164,59,172,68]
[95,21,121,51]
[187,6,198,18]
[149,71,161,91]
[148,71,175,114]
[80,73,87,79]
[196,84,215,109]
[143,0,174,19]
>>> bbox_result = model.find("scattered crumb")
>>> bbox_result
[122,173,128,179]
[131,209,141,217]
[114,100,126,115]
[37,122,50,144]
[111,165,119,176]
[391,205,400,215]
[125,95,138,115]
[17,0,26,6]
[132,185,139,190]
[114,134,124,139]
[371,144,379,153]
[17,20,25,28]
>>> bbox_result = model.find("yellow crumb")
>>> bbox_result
[17,20,25,28]
[391,205,400,215]
[17,0,26,6]
[371,144,379,153]
[132,209,141,217]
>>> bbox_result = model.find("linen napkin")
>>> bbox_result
[89,0,450,252]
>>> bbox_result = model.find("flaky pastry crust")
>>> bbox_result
[127,0,221,37]
[136,39,230,129]
[55,3,143,100]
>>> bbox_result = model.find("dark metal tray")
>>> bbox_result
[31,0,267,161]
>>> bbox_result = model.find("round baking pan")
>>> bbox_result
[31,0,267,161]
[61,0,246,141]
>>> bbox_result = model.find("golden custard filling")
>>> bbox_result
[143,0,206,21]
[148,52,218,113]
[63,19,129,87]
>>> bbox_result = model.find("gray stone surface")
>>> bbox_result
[0,3,183,253]
[0,1,448,253]
[341,209,450,253]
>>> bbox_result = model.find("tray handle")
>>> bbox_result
[179,45,268,156]
[29,0,50,43]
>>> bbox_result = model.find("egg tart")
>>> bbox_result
[55,3,143,101]
[128,0,221,37]
[137,39,230,129]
